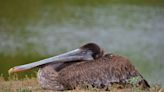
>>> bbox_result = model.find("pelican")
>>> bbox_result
[8,43,150,90]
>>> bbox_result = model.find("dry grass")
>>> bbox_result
[0,77,163,92]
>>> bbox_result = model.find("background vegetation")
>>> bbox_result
[0,0,164,91]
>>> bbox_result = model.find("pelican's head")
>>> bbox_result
[80,43,104,59]
[8,43,104,74]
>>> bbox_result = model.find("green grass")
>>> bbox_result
[0,76,163,92]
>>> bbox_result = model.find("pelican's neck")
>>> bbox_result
[39,63,63,71]
[37,64,64,90]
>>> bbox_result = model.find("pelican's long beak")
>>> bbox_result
[8,49,93,74]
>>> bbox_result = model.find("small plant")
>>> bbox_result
[128,76,142,86]
[16,88,31,92]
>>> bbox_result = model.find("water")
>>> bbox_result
[0,1,164,86]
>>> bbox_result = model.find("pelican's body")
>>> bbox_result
[37,54,149,90]
[9,43,150,90]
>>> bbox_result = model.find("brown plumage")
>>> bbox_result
[9,43,150,91]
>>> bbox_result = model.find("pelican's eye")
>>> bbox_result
[82,51,87,54]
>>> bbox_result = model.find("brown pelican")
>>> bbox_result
[8,43,150,90]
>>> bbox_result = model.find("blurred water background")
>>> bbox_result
[0,0,164,86]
